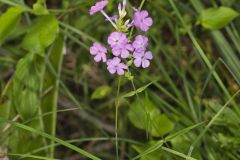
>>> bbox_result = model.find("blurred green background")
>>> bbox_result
[0,0,240,159]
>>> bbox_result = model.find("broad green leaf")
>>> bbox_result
[122,82,153,98]
[171,133,201,159]
[198,7,239,29]
[0,7,23,44]
[128,96,174,137]
[12,54,41,120]
[22,15,59,55]
[33,3,49,15]
[151,115,175,137]
[91,85,112,100]
[128,97,160,130]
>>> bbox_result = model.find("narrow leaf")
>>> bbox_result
[122,82,153,98]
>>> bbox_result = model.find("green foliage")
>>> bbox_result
[33,3,49,15]
[132,141,164,160]
[198,6,239,29]
[41,35,65,156]
[0,7,23,44]
[0,0,240,159]
[12,54,41,120]
[91,85,112,100]
[22,15,59,55]
[128,96,174,137]
[122,82,153,98]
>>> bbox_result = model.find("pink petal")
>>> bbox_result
[112,48,121,56]
[140,10,149,18]
[102,54,107,62]
[119,63,128,69]
[94,55,101,62]
[117,68,124,75]
[108,67,116,74]
[134,58,142,67]
[112,57,121,65]
[126,44,134,51]
[121,49,129,58]
[140,23,148,32]
[144,17,153,26]
[142,59,150,68]
[133,51,144,58]
[90,47,97,55]
[145,51,153,60]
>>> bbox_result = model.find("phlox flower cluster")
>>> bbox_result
[89,0,153,76]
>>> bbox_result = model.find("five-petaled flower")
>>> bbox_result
[89,0,108,15]
[134,10,153,32]
[132,35,148,52]
[108,32,128,48]
[107,57,128,75]
[133,51,153,68]
[90,42,107,62]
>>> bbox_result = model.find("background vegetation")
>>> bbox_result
[0,0,240,159]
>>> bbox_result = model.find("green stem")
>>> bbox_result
[115,77,121,160]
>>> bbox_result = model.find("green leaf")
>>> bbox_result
[151,115,175,137]
[12,54,41,120]
[128,96,174,137]
[122,82,153,98]
[91,85,112,100]
[198,6,239,29]
[132,141,164,160]
[22,15,59,55]
[0,7,23,44]
[33,3,49,15]
[128,97,160,130]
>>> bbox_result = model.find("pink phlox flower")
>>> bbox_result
[134,10,153,32]
[90,42,107,62]
[107,57,128,75]
[133,51,153,68]
[89,0,108,15]
[108,32,128,48]
[132,35,148,52]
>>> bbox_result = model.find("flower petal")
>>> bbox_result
[144,17,153,26]
[134,58,142,67]
[94,55,102,62]
[145,51,153,60]
[121,49,129,58]
[108,67,116,74]
[140,10,149,18]
[117,68,125,75]
[111,57,121,65]
[112,47,121,56]
[142,59,150,68]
